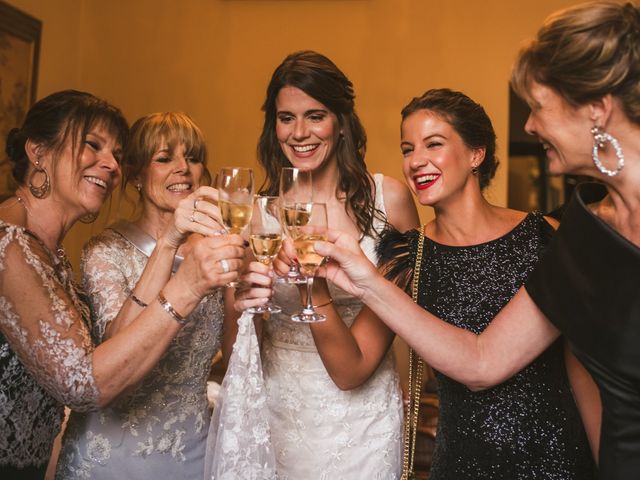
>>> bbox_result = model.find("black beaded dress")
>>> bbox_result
[526,183,640,480]
[380,212,595,480]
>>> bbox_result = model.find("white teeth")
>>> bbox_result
[416,174,439,184]
[168,183,191,192]
[86,176,107,189]
[292,144,318,153]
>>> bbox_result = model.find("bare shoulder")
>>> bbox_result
[542,215,560,230]
[380,175,419,231]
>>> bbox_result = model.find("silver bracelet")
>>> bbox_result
[129,292,148,308]
[157,291,188,326]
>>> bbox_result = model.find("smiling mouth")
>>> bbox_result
[414,173,440,190]
[291,144,319,154]
[85,176,108,189]
[167,183,192,192]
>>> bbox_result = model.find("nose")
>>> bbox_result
[101,150,120,173]
[408,151,429,171]
[524,113,536,136]
[292,119,308,141]
[173,154,191,174]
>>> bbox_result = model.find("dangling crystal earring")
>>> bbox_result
[471,164,479,175]
[591,125,625,177]
[28,160,51,199]
[135,184,142,193]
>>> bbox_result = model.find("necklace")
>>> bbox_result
[15,194,67,262]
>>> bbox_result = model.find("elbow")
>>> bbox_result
[330,372,369,391]
[463,359,501,392]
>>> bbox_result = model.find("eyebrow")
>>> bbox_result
[277,108,328,116]
[401,133,447,145]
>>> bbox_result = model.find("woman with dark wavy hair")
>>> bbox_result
[229,50,419,478]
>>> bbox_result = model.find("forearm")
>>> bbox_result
[104,237,177,339]
[91,278,200,406]
[360,276,559,389]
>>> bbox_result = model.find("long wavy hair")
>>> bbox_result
[257,50,382,237]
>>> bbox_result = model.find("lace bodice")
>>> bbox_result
[0,222,98,469]
[56,228,224,479]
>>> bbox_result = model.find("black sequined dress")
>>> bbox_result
[383,212,595,480]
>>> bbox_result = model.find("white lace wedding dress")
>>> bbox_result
[55,226,224,479]
[206,174,403,480]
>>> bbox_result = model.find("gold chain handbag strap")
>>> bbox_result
[401,231,426,480]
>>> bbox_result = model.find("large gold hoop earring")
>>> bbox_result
[28,161,51,199]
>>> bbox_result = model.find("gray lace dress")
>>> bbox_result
[55,227,224,480]
[0,222,99,479]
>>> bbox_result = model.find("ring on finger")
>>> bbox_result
[219,258,231,274]
[190,210,196,223]
[193,198,199,210]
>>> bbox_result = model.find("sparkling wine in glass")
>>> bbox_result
[291,202,328,323]
[247,196,283,314]
[279,167,312,284]
[218,167,254,234]
[217,167,254,287]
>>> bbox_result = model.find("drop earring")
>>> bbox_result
[591,125,624,177]
[28,159,51,199]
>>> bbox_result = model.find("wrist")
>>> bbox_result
[156,234,181,252]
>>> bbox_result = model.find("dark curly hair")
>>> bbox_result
[257,50,382,237]
[401,88,499,190]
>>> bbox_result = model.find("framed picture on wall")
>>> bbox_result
[0,0,41,201]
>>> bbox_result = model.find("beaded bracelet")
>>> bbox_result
[157,291,188,326]
[129,292,148,308]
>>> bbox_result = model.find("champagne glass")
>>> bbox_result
[246,196,283,314]
[279,167,313,284]
[217,167,254,287]
[291,202,328,323]
[217,167,254,234]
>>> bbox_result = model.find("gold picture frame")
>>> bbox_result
[0,1,41,201]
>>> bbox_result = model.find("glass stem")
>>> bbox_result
[304,275,315,313]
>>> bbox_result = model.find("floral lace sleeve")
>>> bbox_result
[80,233,133,344]
[0,225,99,411]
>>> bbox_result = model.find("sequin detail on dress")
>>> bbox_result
[406,213,595,480]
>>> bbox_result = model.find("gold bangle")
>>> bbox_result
[157,291,188,326]
[129,292,148,308]
[313,298,333,308]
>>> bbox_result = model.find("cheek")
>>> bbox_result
[191,164,205,186]
[275,123,289,143]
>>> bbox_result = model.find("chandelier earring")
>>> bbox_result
[28,159,51,199]
[591,125,625,177]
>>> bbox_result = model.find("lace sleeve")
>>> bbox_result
[80,235,132,343]
[376,226,418,293]
[0,226,99,411]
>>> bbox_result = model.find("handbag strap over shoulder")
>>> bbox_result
[401,231,426,480]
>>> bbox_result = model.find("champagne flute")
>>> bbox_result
[218,167,254,234]
[217,167,254,287]
[291,202,328,323]
[246,196,283,314]
[279,167,313,284]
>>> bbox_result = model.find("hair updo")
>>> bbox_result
[401,88,499,190]
[511,1,640,125]
[5,90,128,185]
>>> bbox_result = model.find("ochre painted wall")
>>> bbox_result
[6,0,579,267]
